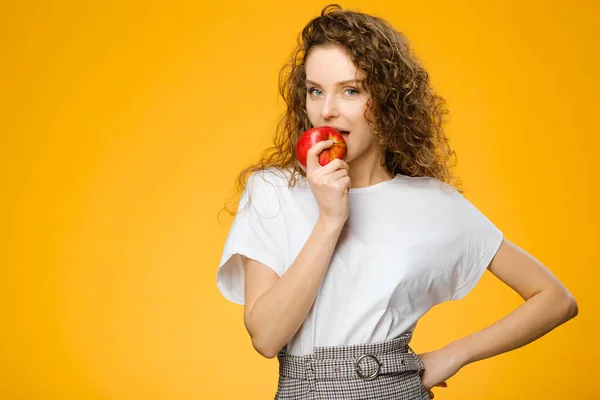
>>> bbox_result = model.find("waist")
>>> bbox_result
[277,331,424,381]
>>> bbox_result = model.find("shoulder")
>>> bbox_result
[247,167,294,193]
[396,174,459,200]
[394,175,478,220]
[251,166,290,183]
[242,167,297,211]
[249,166,311,191]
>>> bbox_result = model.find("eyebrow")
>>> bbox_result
[305,79,363,87]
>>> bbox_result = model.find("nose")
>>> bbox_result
[320,94,339,120]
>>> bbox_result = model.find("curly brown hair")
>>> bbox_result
[223,3,462,216]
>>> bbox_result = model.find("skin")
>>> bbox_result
[304,44,395,190]
[244,44,579,399]
[305,44,578,398]
[243,144,350,358]
[416,240,578,398]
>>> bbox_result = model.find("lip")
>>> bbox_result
[330,126,350,134]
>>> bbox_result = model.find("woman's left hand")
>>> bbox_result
[416,346,464,398]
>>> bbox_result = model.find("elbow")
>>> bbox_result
[245,314,282,359]
[566,294,579,320]
[557,289,579,321]
[251,335,281,359]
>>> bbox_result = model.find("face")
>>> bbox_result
[304,45,381,165]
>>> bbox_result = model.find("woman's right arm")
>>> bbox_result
[243,141,351,358]
[244,217,344,358]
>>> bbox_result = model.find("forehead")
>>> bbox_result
[304,45,365,82]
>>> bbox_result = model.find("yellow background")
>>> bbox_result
[2,0,598,399]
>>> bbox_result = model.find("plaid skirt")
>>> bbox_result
[275,331,429,399]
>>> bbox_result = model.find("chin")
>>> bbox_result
[345,155,358,165]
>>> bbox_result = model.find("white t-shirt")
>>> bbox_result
[217,167,503,356]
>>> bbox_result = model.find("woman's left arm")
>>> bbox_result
[445,238,579,368]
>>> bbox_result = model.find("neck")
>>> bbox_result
[347,145,394,189]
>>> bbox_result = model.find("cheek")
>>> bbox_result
[305,100,320,122]
[348,104,369,126]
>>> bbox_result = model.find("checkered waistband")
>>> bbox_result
[277,331,424,381]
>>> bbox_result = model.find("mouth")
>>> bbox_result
[331,126,350,136]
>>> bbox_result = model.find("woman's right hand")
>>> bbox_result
[305,140,351,225]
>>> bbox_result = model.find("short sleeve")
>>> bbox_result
[439,191,504,301]
[216,171,287,305]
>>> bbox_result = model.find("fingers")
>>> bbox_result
[306,141,349,175]
[306,140,334,172]
[319,157,349,175]
[427,381,448,399]
[327,168,348,181]
[340,176,351,195]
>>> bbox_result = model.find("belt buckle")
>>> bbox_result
[355,354,381,381]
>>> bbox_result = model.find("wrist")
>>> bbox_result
[317,216,346,232]
[442,340,471,369]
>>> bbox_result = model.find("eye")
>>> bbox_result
[307,87,323,96]
[344,88,359,96]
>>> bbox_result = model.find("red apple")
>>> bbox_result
[295,126,347,172]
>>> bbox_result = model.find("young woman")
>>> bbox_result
[216,4,578,399]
